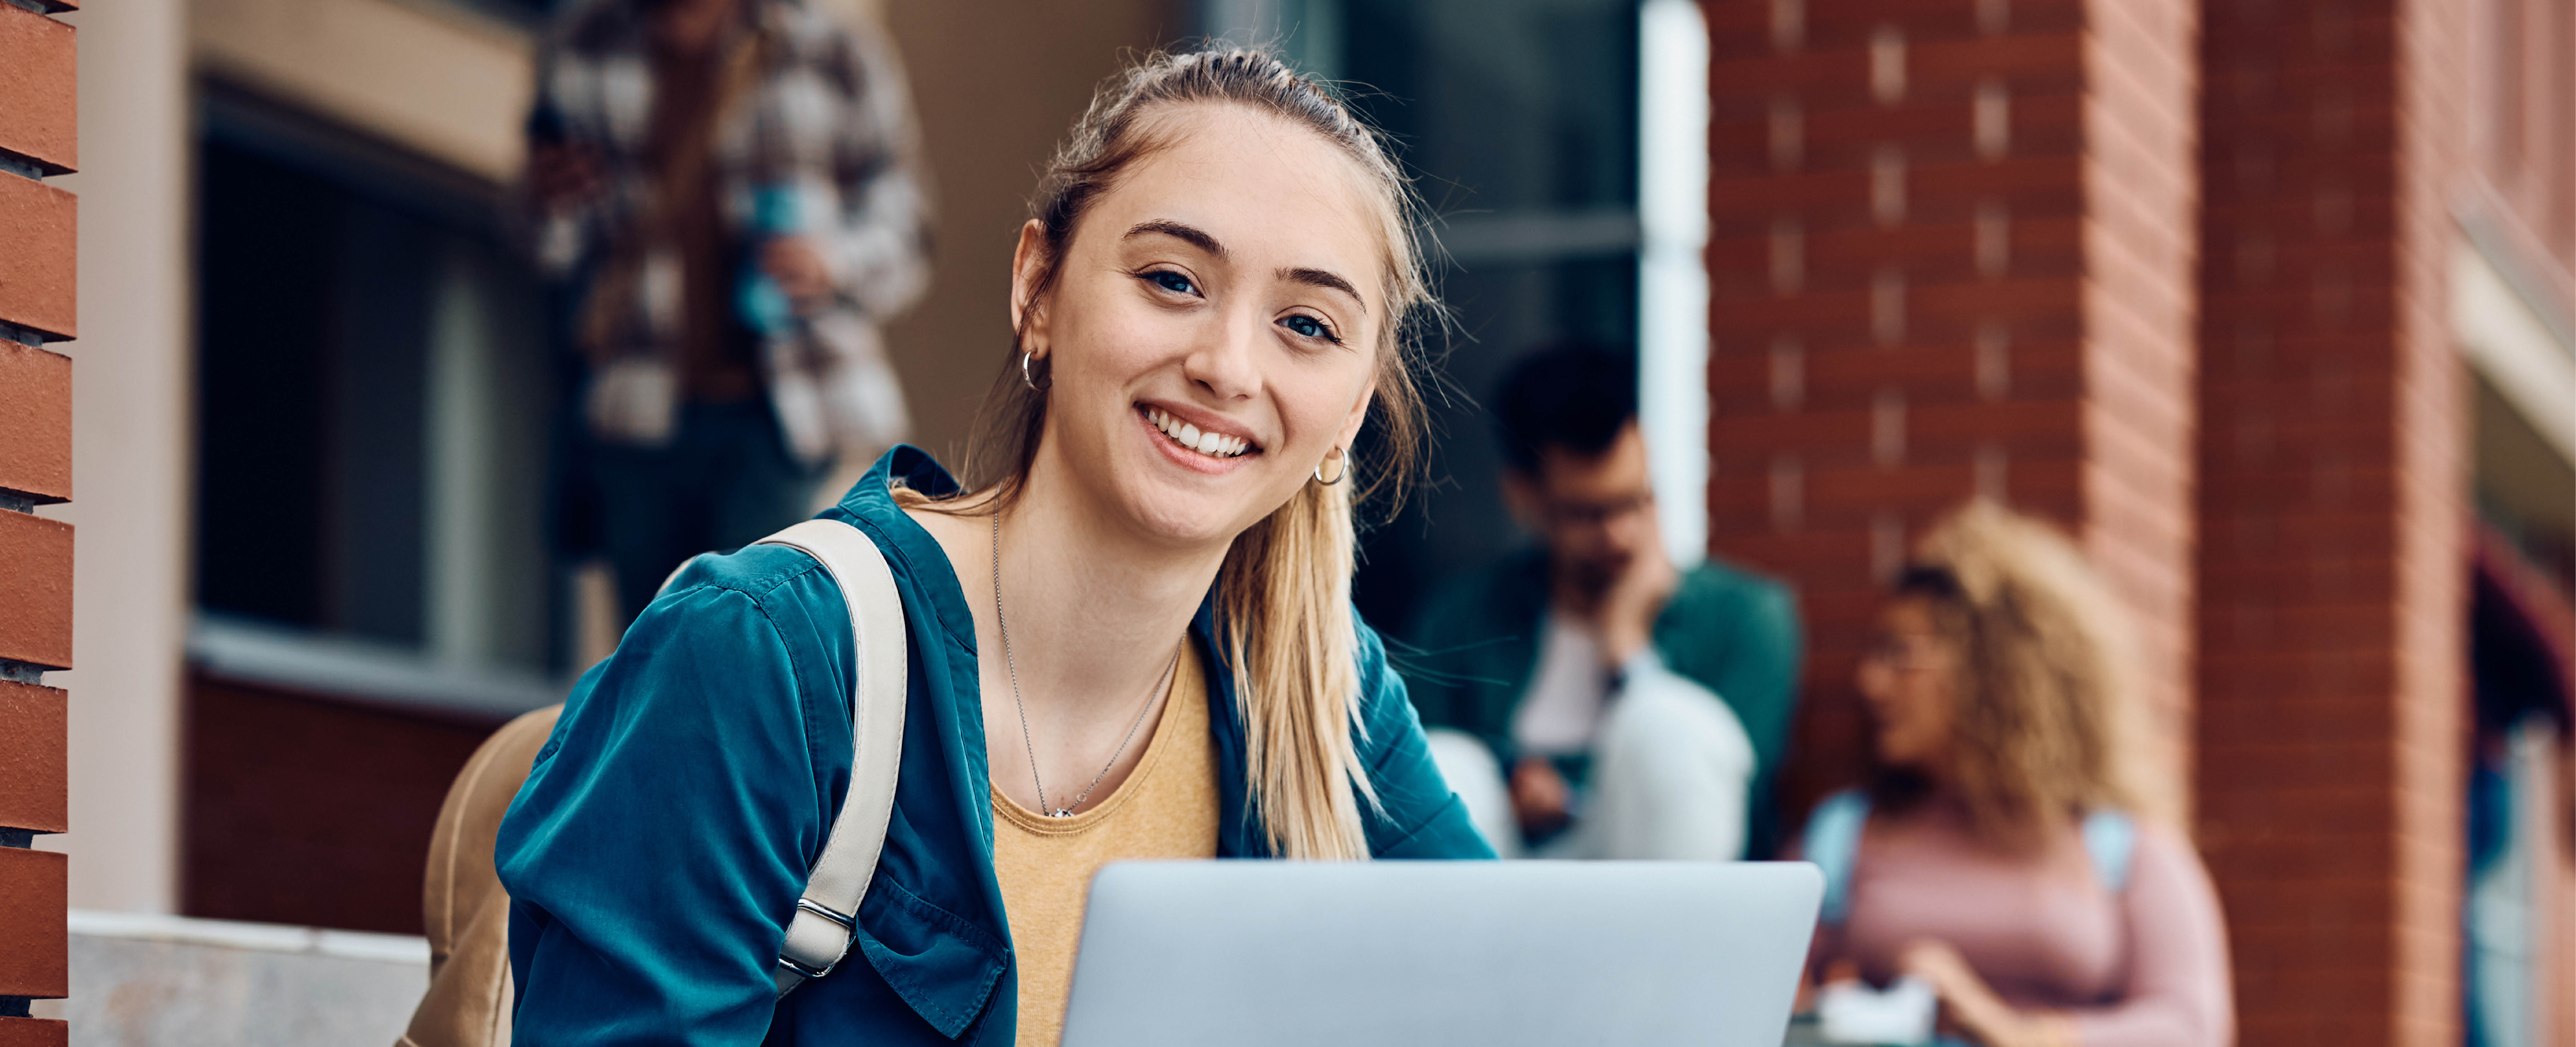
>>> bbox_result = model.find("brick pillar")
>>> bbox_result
[1704,0,2201,812]
[2194,1,2472,1044]
[0,0,75,1043]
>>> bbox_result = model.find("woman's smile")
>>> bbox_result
[1136,402,1262,475]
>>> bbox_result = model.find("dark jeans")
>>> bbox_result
[592,400,821,626]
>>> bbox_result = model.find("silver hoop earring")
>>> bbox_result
[1019,350,1050,392]
[1313,448,1348,487]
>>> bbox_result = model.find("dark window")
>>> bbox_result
[193,87,558,670]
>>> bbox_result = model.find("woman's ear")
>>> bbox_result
[1008,219,1051,350]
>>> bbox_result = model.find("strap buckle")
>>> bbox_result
[797,897,857,931]
[777,899,859,981]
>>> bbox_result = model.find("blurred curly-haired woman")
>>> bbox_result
[1799,502,2233,1047]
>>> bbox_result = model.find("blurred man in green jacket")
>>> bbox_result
[1407,345,1801,859]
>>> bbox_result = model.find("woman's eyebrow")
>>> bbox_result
[1126,219,1368,316]
[1280,267,1367,315]
[1125,219,1227,258]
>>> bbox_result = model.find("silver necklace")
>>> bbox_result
[991,514,1181,817]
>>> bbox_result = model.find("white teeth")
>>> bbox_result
[1145,407,1252,458]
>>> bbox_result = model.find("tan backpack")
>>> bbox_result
[399,703,562,1047]
[397,518,911,1047]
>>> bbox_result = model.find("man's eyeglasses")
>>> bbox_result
[1539,492,1653,530]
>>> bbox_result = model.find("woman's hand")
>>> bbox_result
[1508,756,1572,840]
[1899,940,2077,1047]
[1593,505,1677,666]
[762,236,836,302]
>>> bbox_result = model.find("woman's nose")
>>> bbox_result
[1184,307,1263,401]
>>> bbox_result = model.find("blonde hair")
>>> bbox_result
[1878,502,2158,849]
[931,48,1437,859]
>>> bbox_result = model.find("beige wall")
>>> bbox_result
[192,0,534,183]
[40,1,194,914]
[878,0,1189,465]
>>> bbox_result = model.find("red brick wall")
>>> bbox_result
[0,0,74,1041]
[180,672,503,935]
[2193,0,2472,1043]
[2075,0,2203,808]
[1704,0,2201,819]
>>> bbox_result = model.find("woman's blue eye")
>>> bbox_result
[1149,271,1195,295]
[1280,315,1332,340]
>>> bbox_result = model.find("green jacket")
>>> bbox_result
[1401,548,1802,855]
[498,447,1491,1046]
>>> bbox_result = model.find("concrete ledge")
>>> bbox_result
[38,910,425,1046]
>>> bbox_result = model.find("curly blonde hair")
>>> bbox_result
[1873,501,2159,849]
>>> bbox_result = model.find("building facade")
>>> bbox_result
[1701,1,2576,1045]
[6,0,2571,1043]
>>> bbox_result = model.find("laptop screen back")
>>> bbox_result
[1060,860,1822,1047]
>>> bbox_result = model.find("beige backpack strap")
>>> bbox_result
[754,518,909,997]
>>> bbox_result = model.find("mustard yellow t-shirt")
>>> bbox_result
[991,644,1219,1047]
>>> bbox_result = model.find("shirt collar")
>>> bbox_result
[835,445,980,653]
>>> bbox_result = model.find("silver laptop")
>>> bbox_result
[1059,861,1822,1046]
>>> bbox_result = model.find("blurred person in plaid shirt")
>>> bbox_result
[525,0,929,625]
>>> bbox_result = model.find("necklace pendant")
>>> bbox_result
[1050,807,1074,819]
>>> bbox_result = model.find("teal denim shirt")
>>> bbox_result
[497,447,1493,1046]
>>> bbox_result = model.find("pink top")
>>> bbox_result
[1811,805,2235,1047]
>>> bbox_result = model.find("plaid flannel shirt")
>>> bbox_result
[531,0,928,464]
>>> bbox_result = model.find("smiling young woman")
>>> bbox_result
[494,48,1490,1047]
